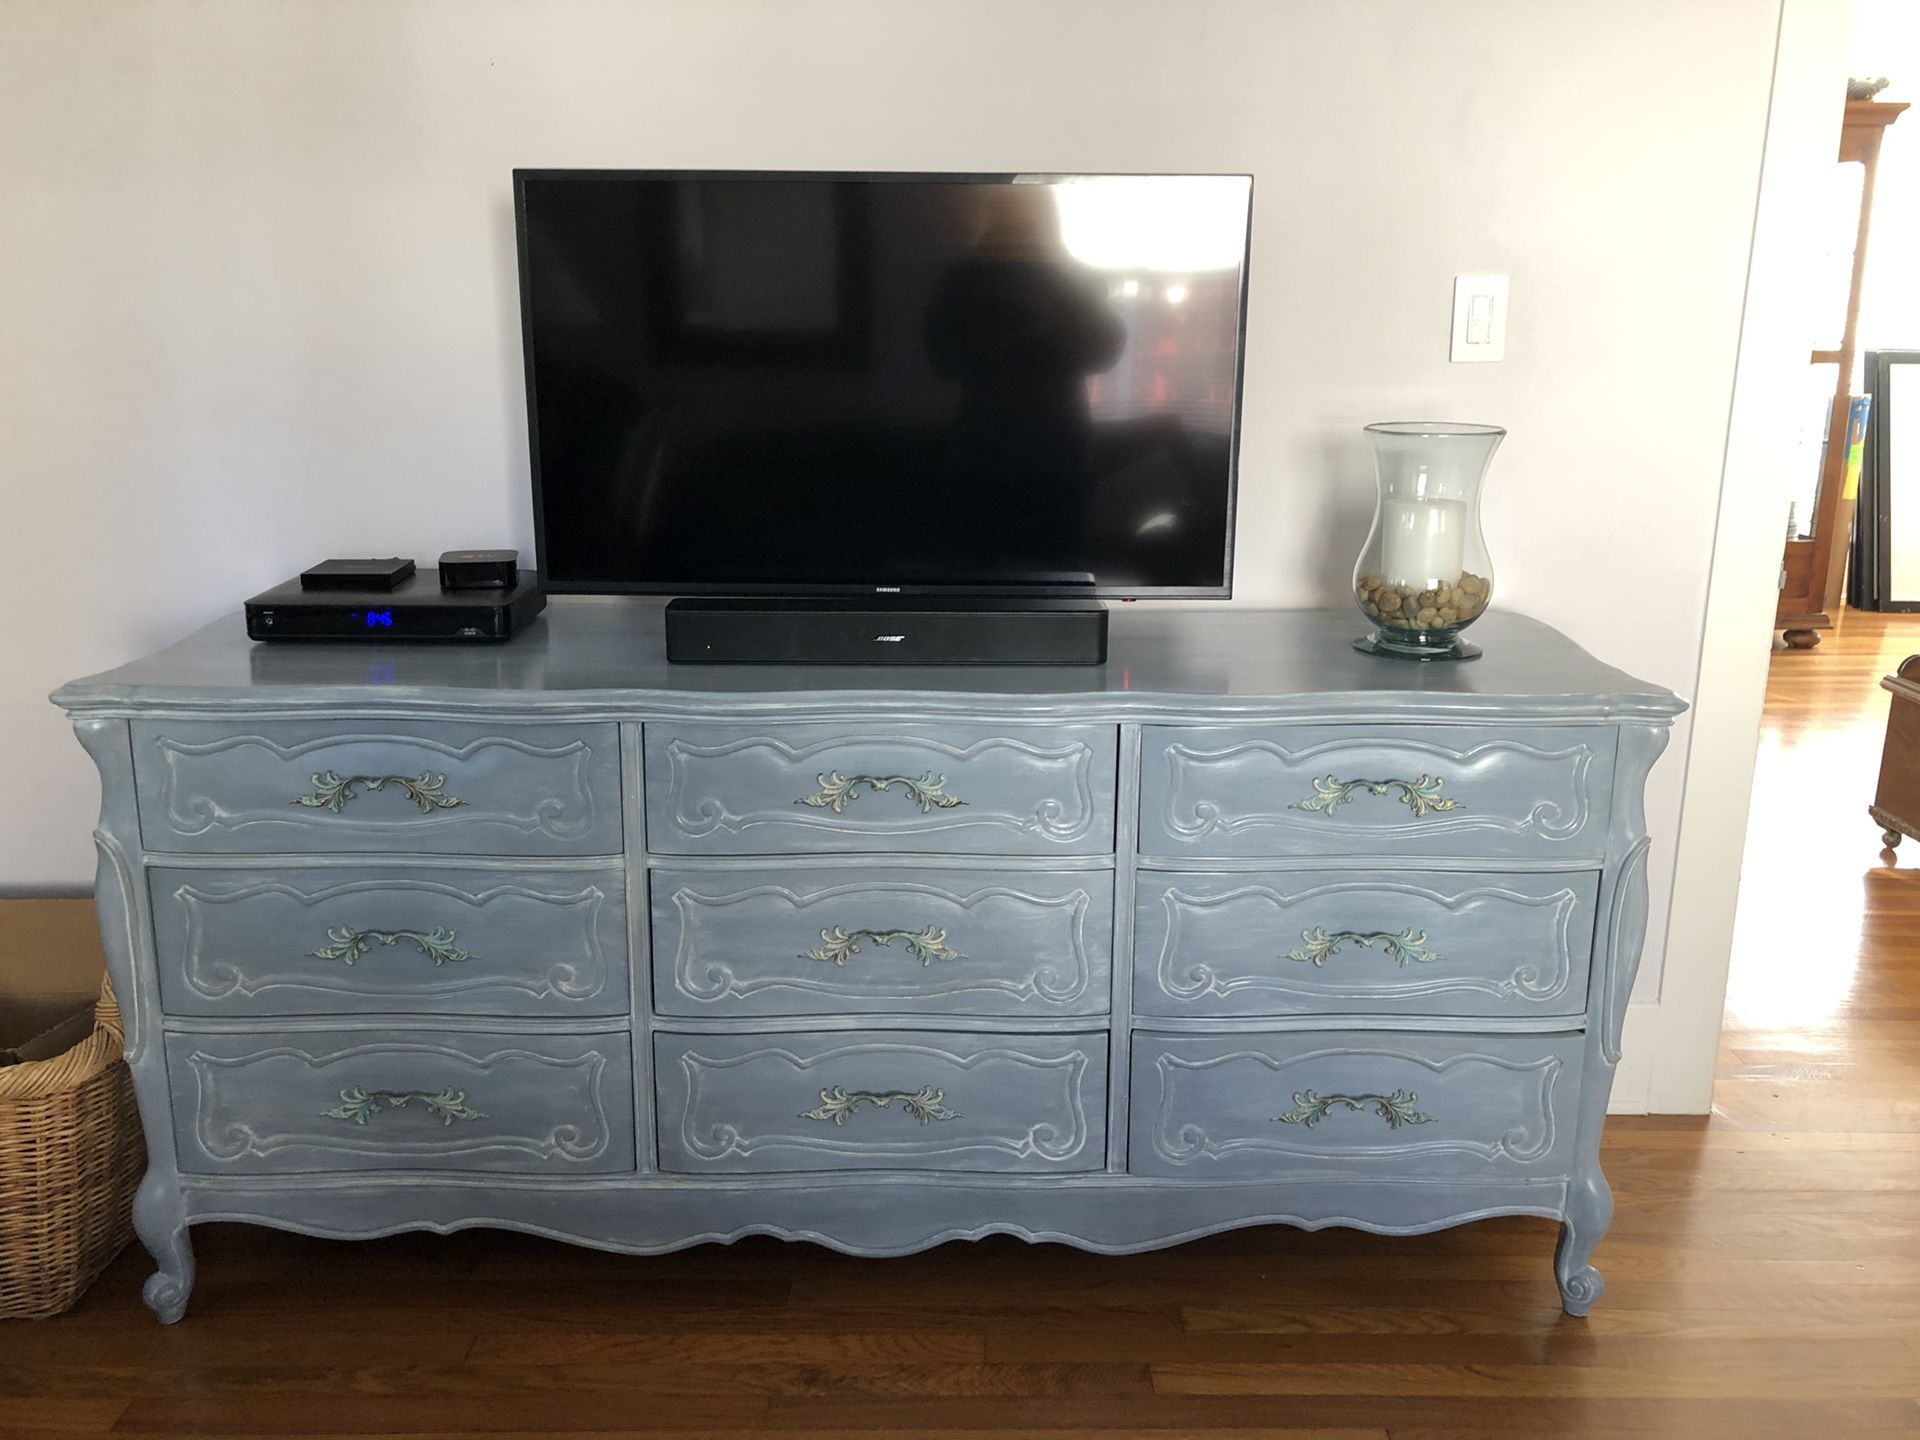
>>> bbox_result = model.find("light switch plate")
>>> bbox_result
[1451,273,1508,362]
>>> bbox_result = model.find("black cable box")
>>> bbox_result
[300,557,416,591]
[246,569,545,642]
[666,596,1108,666]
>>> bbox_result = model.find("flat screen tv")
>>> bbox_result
[515,170,1252,597]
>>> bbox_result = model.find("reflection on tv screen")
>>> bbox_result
[518,172,1252,594]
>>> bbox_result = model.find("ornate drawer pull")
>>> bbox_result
[1288,927,1440,968]
[1290,774,1459,818]
[310,926,473,966]
[801,1085,960,1125]
[797,771,966,814]
[803,926,960,966]
[323,1086,486,1126]
[1274,1088,1434,1130]
[293,770,467,814]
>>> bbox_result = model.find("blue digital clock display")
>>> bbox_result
[361,610,393,629]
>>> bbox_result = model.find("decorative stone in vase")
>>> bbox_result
[1352,421,1502,662]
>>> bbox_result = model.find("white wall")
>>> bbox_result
[2,1,1794,1103]
[1857,0,1920,349]
[1620,0,1857,1112]
[1855,1,1920,599]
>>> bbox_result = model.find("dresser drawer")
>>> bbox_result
[655,1029,1106,1174]
[131,719,622,855]
[1130,1030,1580,1180]
[1134,870,1598,1020]
[1139,725,1615,859]
[653,865,1113,1018]
[149,865,629,1018]
[644,722,1117,856]
[165,1029,635,1175]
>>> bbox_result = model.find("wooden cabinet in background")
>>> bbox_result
[1872,654,1920,851]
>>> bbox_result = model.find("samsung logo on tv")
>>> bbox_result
[874,634,906,643]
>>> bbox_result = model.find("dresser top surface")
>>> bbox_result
[53,602,1684,721]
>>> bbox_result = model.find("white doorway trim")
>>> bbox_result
[1614,0,1856,1113]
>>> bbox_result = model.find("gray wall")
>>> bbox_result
[0,0,1787,1032]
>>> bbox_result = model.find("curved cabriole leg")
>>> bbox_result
[1872,807,1906,851]
[133,1170,195,1323]
[1556,1168,1612,1316]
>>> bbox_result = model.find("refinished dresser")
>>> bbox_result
[52,604,1683,1322]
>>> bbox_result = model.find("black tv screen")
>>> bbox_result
[515,171,1252,596]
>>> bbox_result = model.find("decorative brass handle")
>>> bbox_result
[1288,927,1440,968]
[293,771,466,814]
[803,926,960,967]
[324,1086,485,1126]
[1274,1088,1433,1130]
[797,771,965,814]
[1290,774,1458,819]
[801,1085,960,1125]
[310,926,473,967]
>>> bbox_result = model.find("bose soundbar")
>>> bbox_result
[664,597,1109,666]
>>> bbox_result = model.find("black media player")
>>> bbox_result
[246,569,545,642]
[299,556,416,591]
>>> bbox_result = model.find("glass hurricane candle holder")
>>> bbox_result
[1352,421,1503,662]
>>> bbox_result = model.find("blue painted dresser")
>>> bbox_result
[52,603,1684,1321]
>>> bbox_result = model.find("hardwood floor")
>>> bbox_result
[7,612,1920,1439]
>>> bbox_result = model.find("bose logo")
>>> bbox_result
[874,634,907,643]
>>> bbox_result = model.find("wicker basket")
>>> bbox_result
[0,980,145,1319]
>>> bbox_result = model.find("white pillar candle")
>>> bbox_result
[1379,497,1467,585]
